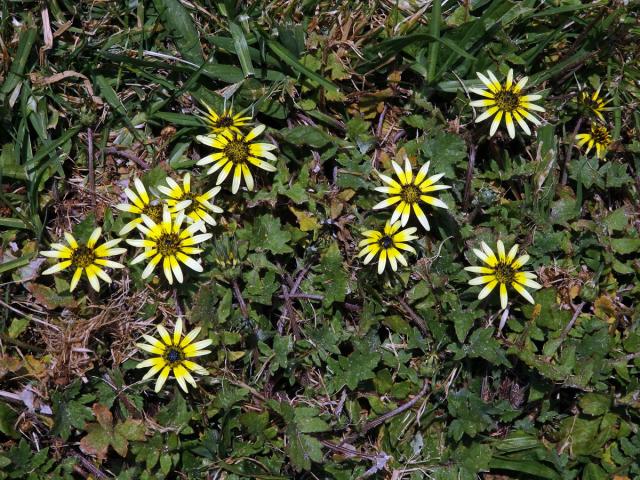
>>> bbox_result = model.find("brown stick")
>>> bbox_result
[87,128,96,211]
[103,146,150,170]
[277,293,323,301]
[396,297,428,336]
[463,144,477,209]
[71,453,109,479]
[560,118,583,185]
[232,279,249,319]
[277,265,311,337]
[339,378,430,445]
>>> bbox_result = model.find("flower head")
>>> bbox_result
[158,173,223,232]
[136,317,212,393]
[358,221,418,274]
[373,156,449,231]
[201,104,251,137]
[116,178,164,235]
[196,125,277,194]
[40,227,126,292]
[464,240,541,310]
[576,124,611,159]
[127,206,212,285]
[577,85,609,123]
[470,69,545,138]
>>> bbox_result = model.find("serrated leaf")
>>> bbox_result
[314,241,348,307]
[239,214,292,254]
[467,328,511,367]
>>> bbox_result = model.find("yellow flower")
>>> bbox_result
[201,104,251,137]
[116,178,164,235]
[578,85,609,123]
[127,206,212,285]
[575,124,611,159]
[196,125,277,194]
[358,221,418,274]
[158,173,223,232]
[373,156,449,231]
[136,317,212,393]
[470,68,545,138]
[40,227,126,292]
[464,240,541,310]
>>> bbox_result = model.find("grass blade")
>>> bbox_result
[427,0,442,83]
[229,21,255,78]
[266,39,338,94]
[0,22,37,97]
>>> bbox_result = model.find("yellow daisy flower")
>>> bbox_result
[201,104,251,137]
[470,68,545,138]
[196,125,277,194]
[578,85,609,123]
[40,227,126,292]
[127,206,212,285]
[136,317,212,393]
[116,178,164,235]
[358,221,418,274]
[158,173,223,232]
[373,156,449,231]
[575,124,611,159]
[464,240,541,310]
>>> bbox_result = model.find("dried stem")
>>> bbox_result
[87,128,96,211]
[232,278,249,319]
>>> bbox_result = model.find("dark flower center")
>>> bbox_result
[71,245,96,268]
[401,184,421,204]
[216,116,234,128]
[142,203,163,223]
[380,236,394,249]
[163,347,184,366]
[156,233,181,257]
[580,92,603,111]
[494,89,521,112]
[591,125,611,146]
[178,192,199,214]
[224,140,249,164]
[494,262,515,284]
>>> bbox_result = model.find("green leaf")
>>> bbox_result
[287,429,323,471]
[112,419,145,457]
[266,39,339,94]
[604,208,628,232]
[8,318,29,339]
[314,242,348,307]
[0,23,37,96]
[229,21,254,78]
[152,0,204,63]
[279,125,333,148]
[51,388,94,441]
[489,458,560,479]
[294,408,330,433]
[326,346,381,391]
[239,214,292,254]
[579,393,611,416]
[0,257,31,275]
[0,402,19,439]
[80,422,112,460]
[453,309,479,342]
[114,419,146,441]
[611,238,640,255]
[466,328,511,367]
[568,156,600,189]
